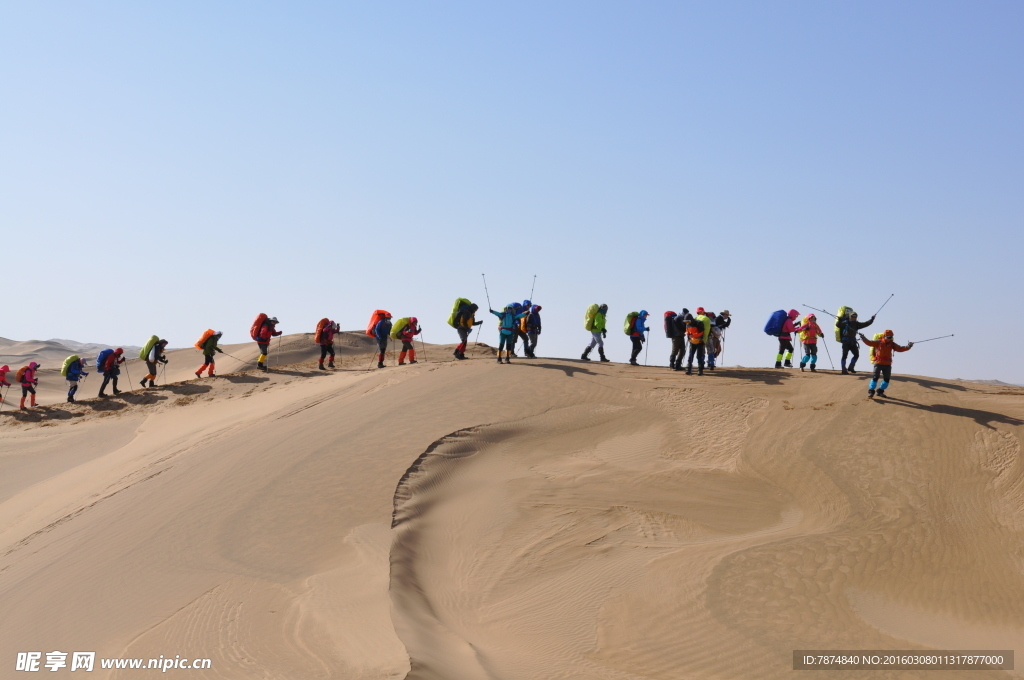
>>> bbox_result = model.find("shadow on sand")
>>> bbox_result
[879,397,1023,429]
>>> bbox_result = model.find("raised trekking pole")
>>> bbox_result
[529,274,536,301]
[477,273,492,345]
[873,293,894,318]
[910,334,954,344]
[802,304,838,319]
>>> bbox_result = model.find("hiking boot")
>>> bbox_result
[257,361,265,371]
[453,349,460,358]
[140,378,148,388]
[599,349,610,362]
[377,361,385,369]
[497,356,503,364]
[113,388,122,395]
[398,362,405,366]
[848,367,858,374]
[582,347,592,361]
[328,362,335,368]
[195,371,203,379]
[867,389,875,398]
[784,360,793,368]
[686,366,693,375]
[799,362,806,370]
[698,367,704,376]
[148,380,156,388]
[209,373,216,378]
[708,365,715,371]
[456,352,466,360]
[774,361,783,369]
[409,360,417,364]
[629,360,639,366]
[841,368,848,375]
[800,366,805,372]
[98,391,107,398]
[876,389,886,398]
[809,365,817,372]
[504,357,511,364]
[318,363,326,371]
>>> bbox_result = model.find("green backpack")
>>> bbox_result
[448,298,473,327]
[835,306,853,342]
[623,311,639,335]
[584,303,600,331]
[390,317,411,339]
[140,335,160,360]
[61,355,80,377]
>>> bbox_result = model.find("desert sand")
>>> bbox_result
[2,333,1023,679]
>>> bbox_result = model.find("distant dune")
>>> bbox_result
[2,334,1023,679]
[0,337,142,368]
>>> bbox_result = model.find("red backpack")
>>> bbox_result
[250,313,269,341]
[314,318,330,344]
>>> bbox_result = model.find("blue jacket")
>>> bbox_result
[374,319,393,340]
[526,306,542,333]
[67,359,85,381]
[492,307,529,336]
[633,310,649,337]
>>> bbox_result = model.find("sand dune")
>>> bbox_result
[2,335,1023,678]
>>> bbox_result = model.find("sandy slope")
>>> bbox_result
[2,336,1023,679]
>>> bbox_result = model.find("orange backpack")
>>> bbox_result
[250,313,268,341]
[16,366,28,382]
[195,329,216,350]
[686,325,704,344]
[365,310,390,337]
[314,318,330,344]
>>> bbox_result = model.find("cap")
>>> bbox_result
[114,348,123,354]
[269,317,279,324]
[696,307,705,314]
[720,310,730,317]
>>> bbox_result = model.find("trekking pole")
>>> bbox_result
[820,338,836,370]
[802,304,838,319]
[910,334,954,344]
[419,330,427,363]
[644,330,650,366]
[123,359,134,392]
[0,384,9,416]
[482,273,492,309]
[873,293,894,318]
[529,274,536,301]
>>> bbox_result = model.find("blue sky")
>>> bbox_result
[3,2,1022,381]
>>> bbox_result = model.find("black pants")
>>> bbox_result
[842,340,860,368]
[515,329,530,353]
[22,384,36,397]
[778,338,794,354]
[258,342,270,356]
[146,360,158,376]
[100,370,119,392]
[688,342,705,368]
[68,382,79,398]
[377,338,388,354]
[204,353,216,366]
[873,364,892,384]
[401,340,414,351]
[527,331,539,355]
[320,343,335,361]
[670,337,687,365]
[630,336,643,362]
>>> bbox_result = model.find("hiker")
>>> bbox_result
[838,311,875,374]
[525,304,542,358]
[317,320,340,370]
[17,362,40,410]
[581,304,610,362]
[397,317,422,365]
[254,316,282,372]
[64,356,88,403]
[666,308,690,371]
[491,304,530,364]
[0,365,10,405]
[686,311,710,375]
[450,300,482,360]
[374,312,393,369]
[509,302,530,358]
[774,309,800,368]
[628,310,650,366]
[98,348,125,397]
[141,339,169,388]
[794,314,824,372]
[860,330,913,398]
[196,330,224,378]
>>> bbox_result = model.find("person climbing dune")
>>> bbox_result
[860,330,913,398]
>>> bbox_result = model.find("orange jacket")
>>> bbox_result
[861,337,910,365]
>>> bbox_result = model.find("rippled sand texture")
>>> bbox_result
[2,336,1023,679]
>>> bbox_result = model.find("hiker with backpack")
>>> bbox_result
[837,310,875,374]
[0,365,10,405]
[793,314,824,372]
[509,302,531,358]
[490,304,530,364]
[860,330,913,398]
[449,299,482,361]
[373,311,393,369]
[394,317,422,365]
[765,309,800,368]
[685,311,711,375]
[315,319,339,370]
[195,330,223,378]
[16,363,40,410]
[252,315,282,372]
[627,310,650,366]
[524,304,542,358]
[140,338,169,388]
[63,355,88,403]
[581,303,610,362]
[97,348,125,397]
[665,308,690,371]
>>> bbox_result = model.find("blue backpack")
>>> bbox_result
[764,310,787,336]
[96,348,114,370]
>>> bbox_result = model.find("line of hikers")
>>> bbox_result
[0,300,923,412]
[763,306,915,397]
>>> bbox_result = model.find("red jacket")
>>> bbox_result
[861,337,910,365]
[103,353,124,372]
[256,323,282,343]
[398,322,420,342]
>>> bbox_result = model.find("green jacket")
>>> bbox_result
[201,335,222,355]
[592,312,607,333]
